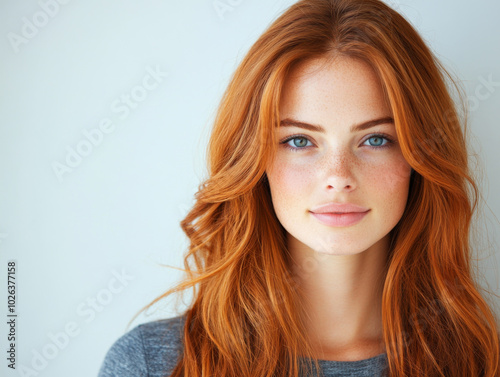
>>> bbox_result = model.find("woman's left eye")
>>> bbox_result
[362,134,393,148]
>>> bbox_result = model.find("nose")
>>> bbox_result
[323,153,356,192]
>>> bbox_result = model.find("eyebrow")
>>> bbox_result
[279,116,394,133]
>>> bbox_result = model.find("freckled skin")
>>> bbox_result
[266,56,412,256]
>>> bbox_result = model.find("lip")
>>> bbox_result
[309,202,370,227]
[310,202,370,214]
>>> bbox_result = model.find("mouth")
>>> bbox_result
[310,210,370,227]
[310,202,370,214]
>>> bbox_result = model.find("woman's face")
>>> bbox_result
[265,56,412,255]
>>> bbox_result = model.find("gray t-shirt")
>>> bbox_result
[97,314,388,377]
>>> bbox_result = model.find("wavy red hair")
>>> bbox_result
[130,0,500,376]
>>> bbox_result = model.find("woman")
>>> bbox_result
[98,0,500,376]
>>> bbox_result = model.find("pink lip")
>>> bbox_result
[310,202,369,214]
[309,202,370,227]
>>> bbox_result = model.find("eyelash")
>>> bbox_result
[279,133,395,152]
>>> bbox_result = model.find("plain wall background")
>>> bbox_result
[0,0,499,376]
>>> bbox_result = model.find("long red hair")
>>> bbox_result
[130,0,500,375]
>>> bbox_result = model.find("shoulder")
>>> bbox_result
[97,314,187,377]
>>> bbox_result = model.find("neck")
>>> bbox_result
[289,234,389,360]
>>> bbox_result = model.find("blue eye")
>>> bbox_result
[363,134,394,149]
[280,136,313,151]
[366,136,386,146]
[280,133,395,152]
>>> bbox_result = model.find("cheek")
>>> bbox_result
[364,156,412,214]
[267,160,313,208]
[379,160,410,185]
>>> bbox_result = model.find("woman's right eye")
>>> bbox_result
[280,136,313,152]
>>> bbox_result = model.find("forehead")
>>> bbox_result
[279,56,392,127]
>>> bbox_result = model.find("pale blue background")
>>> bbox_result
[0,1,499,376]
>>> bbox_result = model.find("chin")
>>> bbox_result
[309,235,381,255]
[315,247,365,256]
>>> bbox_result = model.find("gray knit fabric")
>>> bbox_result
[97,314,388,377]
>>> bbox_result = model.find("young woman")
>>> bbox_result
[98,0,500,376]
